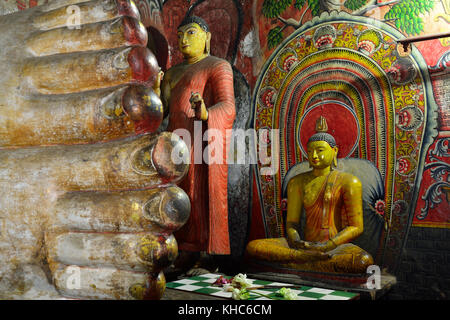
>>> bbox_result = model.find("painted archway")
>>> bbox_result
[250,12,439,272]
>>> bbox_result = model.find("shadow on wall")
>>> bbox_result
[147,26,170,71]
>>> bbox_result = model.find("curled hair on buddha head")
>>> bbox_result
[308,132,336,148]
[307,116,336,148]
[178,16,210,33]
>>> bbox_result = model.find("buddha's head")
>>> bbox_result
[306,116,338,170]
[177,16,211,60]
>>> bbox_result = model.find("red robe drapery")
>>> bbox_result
[167,55,235,255]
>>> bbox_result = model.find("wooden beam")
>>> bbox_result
[398,32,450,51]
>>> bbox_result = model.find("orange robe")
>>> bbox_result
[167,55,235,255]
[303,170,358,243]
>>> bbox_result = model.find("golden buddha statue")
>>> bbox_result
[246,116,374,274]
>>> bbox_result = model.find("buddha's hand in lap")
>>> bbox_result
[287,239,332,260]
[296,240,336,253]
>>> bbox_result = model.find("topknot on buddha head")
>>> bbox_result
[307,116,336,148]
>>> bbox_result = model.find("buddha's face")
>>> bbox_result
[177,23,209,59]
[307,140,338,169]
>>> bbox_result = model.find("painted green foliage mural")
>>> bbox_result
[263,0,435,49]
[383,0,435,35]
[264,0,319,49]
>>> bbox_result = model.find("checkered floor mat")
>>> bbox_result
[165,273,358,300]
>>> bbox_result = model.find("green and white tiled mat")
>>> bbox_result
[165,273,358,300]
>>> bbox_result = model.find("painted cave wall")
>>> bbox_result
[158,0,449,299]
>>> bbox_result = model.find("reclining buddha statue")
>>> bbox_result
[246,116,374,274]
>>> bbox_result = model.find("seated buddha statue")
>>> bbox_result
[246,116,374,274]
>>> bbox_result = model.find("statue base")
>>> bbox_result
[244,260,396,300]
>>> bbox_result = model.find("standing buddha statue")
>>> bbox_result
[153,16,236,273]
